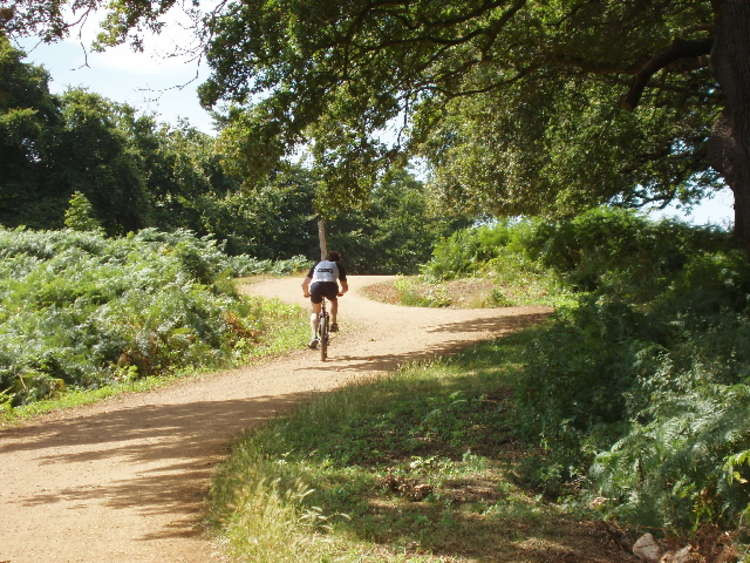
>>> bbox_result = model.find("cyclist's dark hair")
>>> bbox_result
[326,251,341,262]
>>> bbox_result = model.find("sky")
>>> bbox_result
[17,6,217,134]
[650,186,734,228]
[14,12,735,228]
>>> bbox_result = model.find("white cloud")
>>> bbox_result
[18,9,215,134]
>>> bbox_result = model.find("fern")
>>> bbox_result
[590,383,750,531]
[0,227,306,406]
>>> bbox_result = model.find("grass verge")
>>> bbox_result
[207,330,634,562]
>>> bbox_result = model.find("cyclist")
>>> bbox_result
[302,250,348,349]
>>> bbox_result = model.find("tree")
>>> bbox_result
[1,39,214,234]
[6,2,747,246]
[63,190,103,231]
[0,39,156,233]
[192,164,320,258]
[327,167,472,274]
[53,89,152,233]
[0,34,63,228]
[189,1,745,247]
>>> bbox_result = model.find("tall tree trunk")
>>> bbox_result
[710,0,750,252]
[317,216,328,261]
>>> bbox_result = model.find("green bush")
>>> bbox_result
[590,380,750,532]
[523,207,730,300]
[228,254,309,277]
[0,227,304,406]
[507,233,750,534]
[421,220,519,281]
[512,297,658,495]
[63,191,103,232]
[417,208,749,536]
[655,250,750,319]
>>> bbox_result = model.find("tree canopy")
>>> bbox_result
[192,0,727,218]
[3,1,749,246]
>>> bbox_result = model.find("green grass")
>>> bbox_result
[206,330,632,562]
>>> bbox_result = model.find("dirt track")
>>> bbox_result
[0,276,551,562]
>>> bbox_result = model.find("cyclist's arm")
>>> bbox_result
[302,268,314,296]
[338,264,348,295]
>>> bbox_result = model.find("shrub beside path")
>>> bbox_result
[0,276,550,562]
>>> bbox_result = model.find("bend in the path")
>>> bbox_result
[0,276,550,563]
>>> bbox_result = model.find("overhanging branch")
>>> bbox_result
[620,38,713,110]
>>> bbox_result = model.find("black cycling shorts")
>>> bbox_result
[310,281,338,304]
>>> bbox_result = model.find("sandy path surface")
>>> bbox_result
[0,276,550,563]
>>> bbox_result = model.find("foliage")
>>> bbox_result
[590,382,750,532]
[0,227,307,407]
[5,1,750,248]
[56,89,152,233]
[167,163,464,273]
[523,207,729,297]
[511,298,658,496]
[418,65,720,219]
[0,40,178,234]
[422,219,533,281]
[187,0,730,228]
[411,218,569,307]
[63,191,103,232]
[374,274,563,309]
[1,43,463,274]
[326,168,471,274]
[0,34,63,229]
[422,208,731,302]
[412,207,750,538]
[480,211,750,536]
[188,171,318,258]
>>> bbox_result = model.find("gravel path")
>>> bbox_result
[0,276,550,562]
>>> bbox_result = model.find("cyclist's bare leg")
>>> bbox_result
[330,298,338,325]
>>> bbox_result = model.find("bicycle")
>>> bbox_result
[313,292,343,361]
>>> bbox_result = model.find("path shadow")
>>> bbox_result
[319,341,474,374]
[0,390,316,540]
[426,310,552,335]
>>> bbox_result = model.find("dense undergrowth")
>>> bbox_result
[0,227,308,411]
[424,208,750,541]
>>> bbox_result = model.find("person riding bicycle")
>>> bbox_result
[302,250,348,349]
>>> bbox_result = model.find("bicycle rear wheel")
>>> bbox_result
[319,313,328,361]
